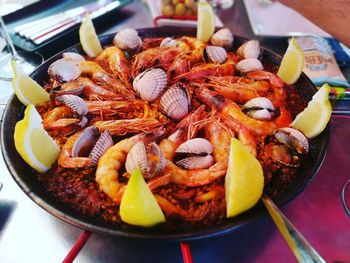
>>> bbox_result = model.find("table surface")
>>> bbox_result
[0,1,349,262]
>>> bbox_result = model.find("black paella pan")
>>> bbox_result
[0,27,329,241]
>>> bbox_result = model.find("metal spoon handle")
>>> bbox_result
[262,195,326,263]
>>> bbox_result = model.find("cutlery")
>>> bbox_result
[262,195,326,262]
[14,0,124,45]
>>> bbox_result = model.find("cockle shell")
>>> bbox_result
[160,83,191,121]
[89,131,114,165]
[113,28,142,54]
[210,28,234,50]
[56,94,88,116]
[56,86,84,96]
[160,37,177,48]
[175,138,214,170]
[48,59,81,82]
[243,97,275,120]
[79,116,88,128]
[237,40,261,59]
[176,155,215,170]
[236,58,264,73]
[62,52,86,64]
[133,68,167,102]
[71,127,113,165]
[72,126,99,158]
[274,127,309,154]
[125,142,165,179]
[204,46,227,64]
[55,79,86,96]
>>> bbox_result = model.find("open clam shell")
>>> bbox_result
[89,131,114,165]
[204,46,227,64]
[113,28,142,54]
[125,142,165,179]
[48,58,81,82]
[236,58,264,73]
[274,127,309,154]
[160,83,191,121]
[56,94,88,116]
[243,97,275,120]
[266,127,309,168]
[237,40,261,59]
[62,52,86,64]
[160,37,177,48]
[133,68,167,102]
[210,28,234,50]
[175,138,214,170]
[71,127,113,165]
[72,127,99,158]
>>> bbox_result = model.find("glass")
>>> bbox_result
[341,178,350,217]
[0,17,43,80]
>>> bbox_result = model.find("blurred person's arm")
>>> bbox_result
[277,0,350,47]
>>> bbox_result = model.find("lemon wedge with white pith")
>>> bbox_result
[14,104,60,173]
[197,1,215,42]
[11,61,50,106]
[79,14,102,57]
[291,84,332,139]
[225,138,264,218]
[277,37,305,85]
[120,168,165,227]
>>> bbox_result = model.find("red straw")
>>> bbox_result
[62,231,91,263]
[180,242,193,263]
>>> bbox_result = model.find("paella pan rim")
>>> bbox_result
[0,27,329,241]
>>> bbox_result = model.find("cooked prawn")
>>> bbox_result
[203,76,272,104]
[132,46,180,77]
[94,118,165,136]
[174,53,238,82]
[196,88,290,136]
[166,37,205,79]
[43,106,84,132]
[59,77,127,101]
[247,70,284,88]
[95,129,165,203]
[205,120,232,162]
[79,61,135,99]
[96,46,132,86]
[163,160,227,187]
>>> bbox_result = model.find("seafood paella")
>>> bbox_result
[17,28,312,229]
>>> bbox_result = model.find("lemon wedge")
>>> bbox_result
[79,14,102,57]
[196,1,215,42]
[291,84,332,138]
[11,61,50,106]
[120,168,165,227]
[277,37,305,85]
[14,104,60,173]
[225,138,264,218]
